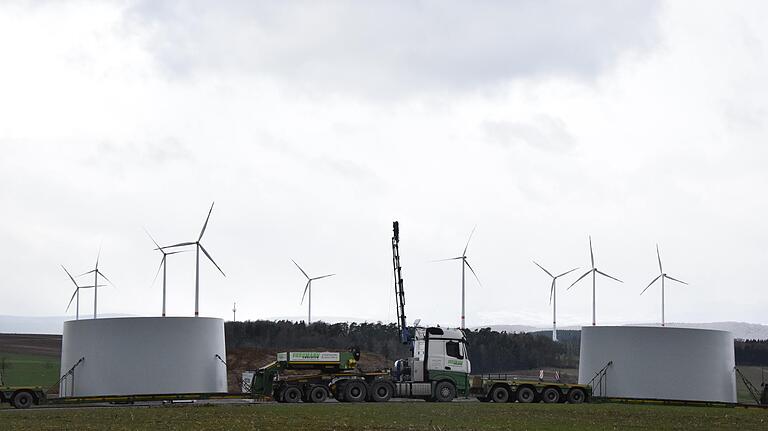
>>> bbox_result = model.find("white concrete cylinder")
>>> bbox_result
[60,317,227,397]
[578,326,736,403]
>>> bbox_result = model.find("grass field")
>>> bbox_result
[1,402,767,431]
[0,352,60,388]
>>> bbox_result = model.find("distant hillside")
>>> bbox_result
[475,322,768,341]
[0,314,134,335]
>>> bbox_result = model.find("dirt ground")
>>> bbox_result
[0,334,62,357]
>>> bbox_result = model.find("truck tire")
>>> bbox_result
[344,381,367,403]
[12,391,34,409]
[490,386,509,403]
[517,386,535,403]
[542,387,561,403]
[282,387,302,403]
[433,381,456,402]
[567,388,586,404]
[370,381,393,402]
[308,386,328,403]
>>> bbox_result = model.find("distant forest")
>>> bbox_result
[225,321,768,373]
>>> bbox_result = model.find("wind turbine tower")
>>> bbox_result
[291,259,335,324]
[533,261,578,341]
[159,202,226,317]
[568,236,623,326]
[436,226,481,329]
[78,248,114,319]
[145,229,186,317]
[641,244,688,326]
[232,302,237,321]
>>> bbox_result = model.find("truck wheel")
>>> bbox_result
[308,386,328,403]
[490,386,509,403]
[517,387,535,403]
[282,387,302,403]
[542,388,561,403]
[433,381,456,402]
[344,381,367,402]
[370,381,393,402]
[12,391,34,409]
[567,388,586,404]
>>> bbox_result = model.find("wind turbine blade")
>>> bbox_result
[567,270,593,290]
[96,244,101,270]
[555,267,580,278]
[165,250,189,255]
[143,227,162,250]
[96,270,115,286]
[549,280,555,305]
[664,275,688,285]
[291,259,310,279]
[312,274,336,281]
[66,289,78,312]
[463,225,477,256]
[589,236,594,268]
[198,202,215,241]
[464,259,482,287]
[300,280,310,304]
[432,257,464,262]
[640,274,662,295]
[199,244,226,277]
[159,242,197,250]
[152,256,165,286]
[61,265,79,287]
[533,261,553,278]
[656,244,663,273]
[595,269,623,283]
[77,269,97,277]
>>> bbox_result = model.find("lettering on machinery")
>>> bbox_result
[289,352,341,362]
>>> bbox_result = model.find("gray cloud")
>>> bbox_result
[125,0,661,97]
[484,115,575,151]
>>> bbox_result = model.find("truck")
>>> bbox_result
[248,221,591,404]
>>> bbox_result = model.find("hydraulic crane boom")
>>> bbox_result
[392,221,410,344]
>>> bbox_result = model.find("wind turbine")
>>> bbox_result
[291,259,335,324]
[435,226,481,329]
[159,202,226,317]
[533,261,578,342]
[568,236,623,326]
[145,228,187,317]
[61,266,103,320]
[77,248,114,319]
[641,244,688,327]
[232,302,237,321]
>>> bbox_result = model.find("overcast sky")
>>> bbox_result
[1,1,766,328]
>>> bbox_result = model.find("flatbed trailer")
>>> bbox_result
[470,375,590,404]
[1,387,265,409]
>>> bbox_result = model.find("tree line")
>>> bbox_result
[225,321,578,373]
[226,320,768,372]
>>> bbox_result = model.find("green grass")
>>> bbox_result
[0,352,60,389]
[1,402,767,431]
